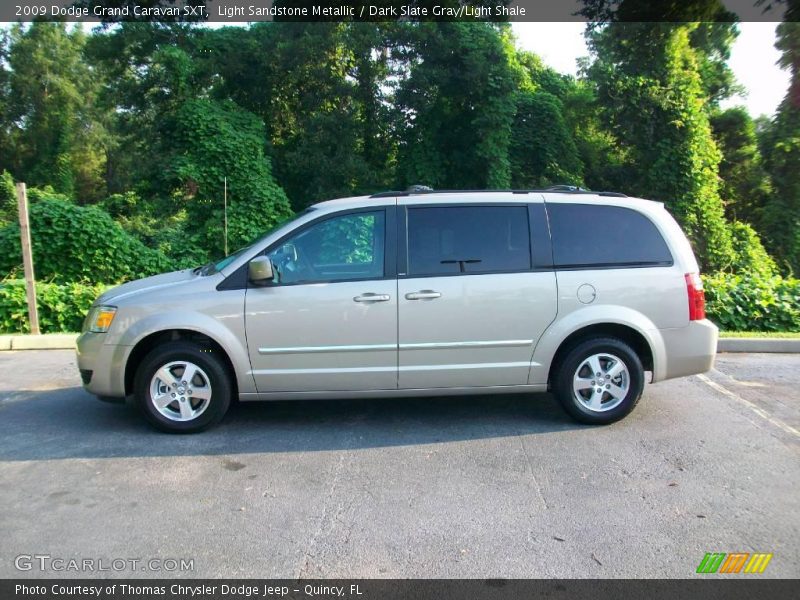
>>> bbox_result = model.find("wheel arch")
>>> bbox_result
[124,329,238,398]
[545,322,655,388]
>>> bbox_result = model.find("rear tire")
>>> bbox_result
[553,337,644,425]
[134,341,232,433]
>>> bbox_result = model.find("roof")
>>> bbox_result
[309,188,665,213]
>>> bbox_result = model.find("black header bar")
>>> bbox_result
[2,579,799,600]
[1,1,792,23]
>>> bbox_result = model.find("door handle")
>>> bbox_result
[353,293,391,303]
[405,290,442,300]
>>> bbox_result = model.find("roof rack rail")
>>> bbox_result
[367,188,628,199]
[545,185,588,192]
[543,185,627,197]
[369,190,406,198]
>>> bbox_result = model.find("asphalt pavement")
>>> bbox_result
[0,350,797,578]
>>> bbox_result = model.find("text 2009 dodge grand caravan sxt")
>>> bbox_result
[77,189,718,432]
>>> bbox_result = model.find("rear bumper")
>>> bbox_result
[655,319,718,382]
[76,332,128,398]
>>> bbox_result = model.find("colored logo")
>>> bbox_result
[696,552,773,574]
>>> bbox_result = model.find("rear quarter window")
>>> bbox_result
[547,203,673,268]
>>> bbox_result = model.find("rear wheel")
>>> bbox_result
[134,341,231,433]
[553,337,644,424]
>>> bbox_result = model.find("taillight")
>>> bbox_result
[685,273,705,321]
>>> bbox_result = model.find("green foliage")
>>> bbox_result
[510,91,583,188]
[0,30,10,167]
[82,23,202,199]
[98,192,207,268]
[585,20,735,271]
[164,98,294,257]
[204,22,395,210]
[26,185,74,205]
[0,279,108,333]
[710,107,772,228]
[3,23,107,202]
[0,199,172,283]
[704,272,800,332]
[0,170,14,226]
[2,18,798,285]
[758,11,800,273]
[395,23,519,190]
[689,22,742,107]
[729,221,777,278]
[561,83,633,192]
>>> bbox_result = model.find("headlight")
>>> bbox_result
[86,306,117,333]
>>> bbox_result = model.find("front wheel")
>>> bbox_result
[552,337,644,425]
[134,341,232,433]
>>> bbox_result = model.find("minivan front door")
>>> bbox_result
[397,203,557,389]
[245,208,398,393]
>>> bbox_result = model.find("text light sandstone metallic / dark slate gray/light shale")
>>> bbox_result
[76,189,718,432]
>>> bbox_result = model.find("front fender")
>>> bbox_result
[529,304,667,384]
[113,309,256,395]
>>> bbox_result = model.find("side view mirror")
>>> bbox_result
[248,256,274,284]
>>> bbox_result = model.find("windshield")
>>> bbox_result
[207,244,253,273]
[199,210,313,276]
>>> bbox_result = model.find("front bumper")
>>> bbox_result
[76,332,128,398]
[657,319,719,382]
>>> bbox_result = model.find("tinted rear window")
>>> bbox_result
[407,206,531,276]
[547,204,672,268]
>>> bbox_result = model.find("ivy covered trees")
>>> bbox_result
[759,0,800,272]
[2,23,107,202]
[394,23,519,190]
[584,21,735,270]
[0,17,798,283]
[165,99,293,256]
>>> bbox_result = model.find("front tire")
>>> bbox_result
[134,341,232,433]
[553,337,644,425]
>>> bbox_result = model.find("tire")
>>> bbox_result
[134,341,232,433]
[552,337,644,425]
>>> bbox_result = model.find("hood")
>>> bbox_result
[96,268,198,305]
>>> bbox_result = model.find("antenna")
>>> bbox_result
[224,177,228,256]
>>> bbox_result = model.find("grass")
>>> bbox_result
[719,331,800,339]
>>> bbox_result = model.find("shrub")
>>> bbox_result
[26,185,74,205]
[0,279,109,333]
[729,221,777,278]
[0,199,173,283]
[0,171,15,226]
[101,198,211,269]
[703,272,800,332]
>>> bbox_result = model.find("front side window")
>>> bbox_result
[267,211,385,284]
[407,206,531,276]
[547,204,673,268]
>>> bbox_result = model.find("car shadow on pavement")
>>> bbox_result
[0,386,588,461]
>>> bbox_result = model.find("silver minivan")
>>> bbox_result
[77,189,718,432]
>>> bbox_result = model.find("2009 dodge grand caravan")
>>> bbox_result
[77,189,718,433]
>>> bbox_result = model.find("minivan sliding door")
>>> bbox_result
[397,202,557,389]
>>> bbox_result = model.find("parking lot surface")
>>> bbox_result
[0,350,797,578]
